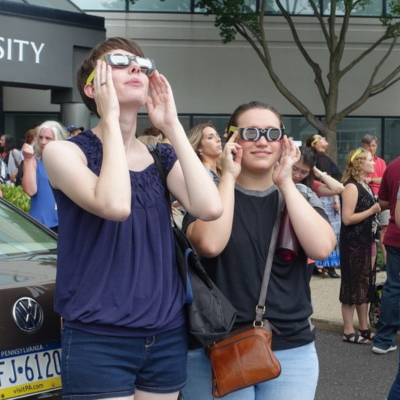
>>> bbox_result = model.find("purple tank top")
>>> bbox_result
[53,131,185,336]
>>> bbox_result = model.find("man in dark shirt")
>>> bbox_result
[372,156,400,357]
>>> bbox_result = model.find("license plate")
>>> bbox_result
[0,341,61,400]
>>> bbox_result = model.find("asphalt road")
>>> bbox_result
[315,329,398,400]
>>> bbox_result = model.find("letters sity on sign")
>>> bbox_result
[0,37,45,63]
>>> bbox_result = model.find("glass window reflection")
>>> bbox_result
[267,0,318,15]
[384,118,400,164]
[129,0,190,12]
[336,117,382,170]
[72,0,126,11]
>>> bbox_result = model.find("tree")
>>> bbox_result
[193,0,400,159]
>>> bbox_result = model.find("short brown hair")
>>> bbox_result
[77,37,145,117]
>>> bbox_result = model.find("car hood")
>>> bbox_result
[0,252,60,351]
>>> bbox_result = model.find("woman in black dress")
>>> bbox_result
[340,148,381,344]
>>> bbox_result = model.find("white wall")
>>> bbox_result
[5,12,400,118]
[94,12,400,117]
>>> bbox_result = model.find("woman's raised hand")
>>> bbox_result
[272,136,300,187]
[221,131,242,179]
[146,71,179,133]
[92,60,120,121]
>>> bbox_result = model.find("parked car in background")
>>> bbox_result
[0,197,61,400]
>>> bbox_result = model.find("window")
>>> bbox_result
[384,118,400,164]
[71,0,391,16]
[191,116,229,138]
[4,113,60,146]
[129,0,190,12]
[336,117,382,170]
[282,116,316,143]
[267,0,318,15]
[72,0,126,11]
[322,0,383,16]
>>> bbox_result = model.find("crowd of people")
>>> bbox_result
[0,35,399,400]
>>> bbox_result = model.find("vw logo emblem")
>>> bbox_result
[12,297,44,333]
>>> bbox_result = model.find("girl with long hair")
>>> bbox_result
[187,122,222,185]
[340,148,381,344]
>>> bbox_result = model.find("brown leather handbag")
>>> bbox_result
[207,193,284,398]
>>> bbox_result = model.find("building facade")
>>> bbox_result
[2,0,399,168]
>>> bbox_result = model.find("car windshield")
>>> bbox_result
[0,200,57,257]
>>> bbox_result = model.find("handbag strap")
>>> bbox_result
[255,191,285,325]
[149,144,284,324]
[147,145,167,197]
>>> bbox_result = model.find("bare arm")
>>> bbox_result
[341,183,381,226]
[146,72,222,221]
[186,136,242,257]
[21,144,37,196]
[367,176,382,185]
[314,166,344,197]
[43,61,131,221]
[274,139,336,261]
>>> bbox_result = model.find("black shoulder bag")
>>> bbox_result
[148,146,237,347]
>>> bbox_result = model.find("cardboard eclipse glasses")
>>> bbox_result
[86,53,156,84]
[228,126,285,142]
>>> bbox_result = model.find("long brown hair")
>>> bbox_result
[342,148,369,183]
[187,123,222,176]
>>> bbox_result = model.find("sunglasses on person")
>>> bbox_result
[311,135,324,146]
[86,53,156,84]
[228,126,285,142]
[350,147,365,163]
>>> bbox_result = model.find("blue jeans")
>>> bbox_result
[181,342,319,400]
[373,245,400,350]
[61,325,188,400]
[388,352,400,400]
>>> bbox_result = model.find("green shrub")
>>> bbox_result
[0,184,30,212]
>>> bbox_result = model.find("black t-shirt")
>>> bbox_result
[183,184,329,351]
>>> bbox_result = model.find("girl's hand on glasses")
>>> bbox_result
[273,136,300,187]
[147,71,180,133]
[221,131,242,179]
[92,60,120,121]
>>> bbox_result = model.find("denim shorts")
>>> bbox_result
[61,324,188,400]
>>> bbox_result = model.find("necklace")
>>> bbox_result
[361,179,376,201]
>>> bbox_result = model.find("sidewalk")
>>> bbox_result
[310,269,387,333]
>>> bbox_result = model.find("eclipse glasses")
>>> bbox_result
[86,53,156,84]
[350,147,364,163]
[228,126,284,142]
